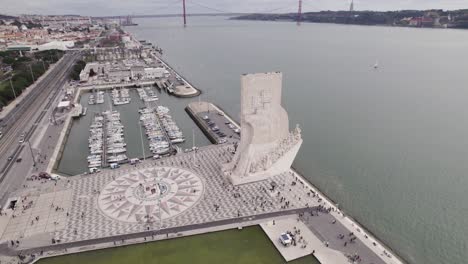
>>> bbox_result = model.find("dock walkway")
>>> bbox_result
[102,113,108,167]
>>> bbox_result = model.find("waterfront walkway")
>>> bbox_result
[0,144,404,264]
[261,217,348,263]
[1,145,310,251]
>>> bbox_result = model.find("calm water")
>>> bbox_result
[124,17,468,264]
[58,88,210,175]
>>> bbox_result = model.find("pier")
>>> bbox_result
[186,101,240,144]
[102,113,108,167]
[149,53,201,98]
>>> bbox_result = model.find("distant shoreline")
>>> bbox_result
[232,10,468,29]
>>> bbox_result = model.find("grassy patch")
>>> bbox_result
[38,226,319,264]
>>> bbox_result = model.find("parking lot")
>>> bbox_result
[196,110,240,144]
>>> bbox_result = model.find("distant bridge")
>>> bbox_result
[92,13,243,19]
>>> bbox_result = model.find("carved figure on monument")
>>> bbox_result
[222,72,303,185]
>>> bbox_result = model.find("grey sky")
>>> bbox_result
[1,0,467,16]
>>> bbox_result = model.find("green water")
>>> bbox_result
[38,226,318,264]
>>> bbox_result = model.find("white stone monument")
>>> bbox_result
[223,72,302,185]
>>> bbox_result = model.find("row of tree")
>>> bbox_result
[0,50,64,107]
[70,60,86,81]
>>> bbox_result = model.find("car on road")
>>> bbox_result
[8,156,13,161]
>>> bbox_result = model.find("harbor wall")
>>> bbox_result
[185,101,240,145]
[185,105,217,144]
[150,53,201,98]
[46,87,86,174]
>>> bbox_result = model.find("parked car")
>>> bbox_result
[89,168,100,174]
[38,172,51,179]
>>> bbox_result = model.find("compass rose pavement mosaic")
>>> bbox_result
[2,145,315,245]
[98,167,204,223]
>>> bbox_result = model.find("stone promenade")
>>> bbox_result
[1,145,312,250]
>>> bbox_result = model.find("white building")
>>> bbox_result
[144,67,168,79]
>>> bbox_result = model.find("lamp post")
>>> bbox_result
[28,64,35,82]
[9,78,17,99]
[138,120,146,160]
[41,60,46,72]
[26,139,36,167]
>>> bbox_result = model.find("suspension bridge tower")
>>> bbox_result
[183,0,187,27]
[297,0,302,25]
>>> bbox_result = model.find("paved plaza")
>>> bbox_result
[98,166,205,223]
[0,144,404,264]
[1,144,313,249]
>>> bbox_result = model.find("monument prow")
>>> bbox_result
[223,72,303,185]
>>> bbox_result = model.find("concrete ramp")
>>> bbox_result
[260,217,348,263]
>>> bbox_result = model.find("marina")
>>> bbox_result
[103,110,128,166]
[137,87,159,102]
[139,107,171,156]
[58,88,209,175]
[87,114,104,169]
[111,88,131,105]
[156,105,185,144]
[34,24,402,264]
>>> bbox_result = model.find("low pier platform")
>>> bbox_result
[261,217,348,263]
[186,101,240,144]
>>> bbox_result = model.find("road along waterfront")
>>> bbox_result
[0,52,79,203]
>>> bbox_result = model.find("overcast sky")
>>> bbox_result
[2,0,467,16]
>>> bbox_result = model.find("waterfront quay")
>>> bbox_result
[0,42,404,264]
[0,144,401,264]
[1,146,308,255]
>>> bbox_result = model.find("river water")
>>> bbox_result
[122,16,468,264]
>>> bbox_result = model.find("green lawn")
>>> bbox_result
[38,226,319,264]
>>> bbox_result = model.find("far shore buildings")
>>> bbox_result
[0,15,103,51]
